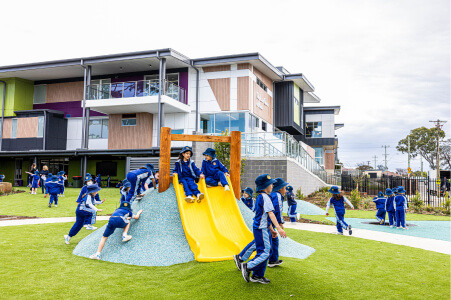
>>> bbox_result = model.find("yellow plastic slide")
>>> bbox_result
[173,174,253,262]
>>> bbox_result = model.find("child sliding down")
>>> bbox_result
[201,148,230,191]
[90,201,143,260]
[173,146,205,203]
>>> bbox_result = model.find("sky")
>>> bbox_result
[0,0,449,173]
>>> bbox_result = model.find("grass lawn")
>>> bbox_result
[0,187,122,218]
[0,222,449,299]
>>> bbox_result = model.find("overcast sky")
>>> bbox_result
[1,0,449,173]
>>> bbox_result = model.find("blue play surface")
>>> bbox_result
[326,217,450,241]
[282,199,326,215]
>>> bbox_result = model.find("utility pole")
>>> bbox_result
[382,145,390,171]
[421,156,423,175]
[373,155,377,169]
[408,136,411,170]
[367,160,371,168]
[429,119,447,180]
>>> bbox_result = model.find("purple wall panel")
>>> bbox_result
[179,71,189,99]
[33,102,106,118]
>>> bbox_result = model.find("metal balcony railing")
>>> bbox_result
[86,79,187,104]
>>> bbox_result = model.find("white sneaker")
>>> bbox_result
[54,205,58,208]
[390,225,394,228]
[86,225,97,230]
[218,182,223,187]
[197,193,204,203]
[64,235,71,244]
[224,185,230,191]
[335,232,343,235]
[89,253,101,260]
[122,235,132,242]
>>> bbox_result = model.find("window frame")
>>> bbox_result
[88,118,109,139]
[256,77,268,92]
[305,121,323,138]
[37,116,44,138]
[33,84,47,104]
[11,118,17,139]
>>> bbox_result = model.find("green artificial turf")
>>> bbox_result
[0,187,122,218]
[0,222,449,299]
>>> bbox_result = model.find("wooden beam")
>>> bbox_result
[230,131,241,199]
[171,134,231,143]
[158,127,172,193]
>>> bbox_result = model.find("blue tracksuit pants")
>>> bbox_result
[125,172,139,202]
[205,171,228,187]
[247,228,271,278]
[268,236,279,262]
[180,177,200,197]
[335,212,348,233]
[387,211,396,226]
[49,194,58,205]
[288,204,297,222]
[40,179,46,193]
[396,209,406,227]
[239,240,256,261]
[68,209,92,237]
[376,209,386,223]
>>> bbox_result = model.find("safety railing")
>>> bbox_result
[86,79,187,104]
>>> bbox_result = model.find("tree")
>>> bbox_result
[396,127,446,170]
[376,164,386,170]
[440,138,451,170]
[412,171,427,177]
[396,168,407,175]
[214,129,246,184]
[356,162,373,171]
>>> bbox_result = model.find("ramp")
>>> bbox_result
[173,174,253,262]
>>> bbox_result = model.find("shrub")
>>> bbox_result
[410,191,424,213]
[349,188,362,209]
[295,187,305,200]
[213,129,246,183]
[319,186,329,193]
[362,197,373,210]
[442,192,450,215]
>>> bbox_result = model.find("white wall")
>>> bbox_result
[66,117,108,150]
[305,113,335,138]
[151,113,194,148]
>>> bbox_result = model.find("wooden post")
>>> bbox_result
[230,131,241,199]
[158,127,172,193]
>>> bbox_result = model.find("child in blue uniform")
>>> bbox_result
[385,188,396,227]
[46,175,63,208]
[0,174,4,182]
[286,185,297,222]
[268,178,289,268]
[373,191,387,225]
[234,174,287,284]
[395,186,408,229]
[31,171,40,194]
[89,201,143,260]
[201,148,230,191]
[77,174,104,230]
[326,186,354,235]
[120,181,131,203]
[64,184,103,244]
[57,171,67,196]
[125,164,155,202]
[139,164,156,196]
[241,187,254,210]
[174,146,205,203]
[96,174,102,187]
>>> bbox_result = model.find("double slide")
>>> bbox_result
[173,174,253,262]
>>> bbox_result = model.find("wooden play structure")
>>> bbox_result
[158,127,242,199]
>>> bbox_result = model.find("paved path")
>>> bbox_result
[284,222,451,255]
[0,216,110,227]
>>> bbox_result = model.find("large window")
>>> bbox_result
[314,147,324,165]
[306,122,322,138]
[11,118,17,138]
[33,85,47,104]
[37,116,44,138]
[121,114,137,126]
[89,119,109,139]
[200,112,245,134]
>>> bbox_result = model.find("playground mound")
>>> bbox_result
[283,199,326,215]
[73,186,315,266]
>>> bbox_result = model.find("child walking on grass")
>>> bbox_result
[385,188,396,227]
[326,186,354,235]
[89,201,143,260]
[241,187,254,210]
[373,191,387,225]
[285,185,297,222]
[173,146,205,203]
[31,171,40,194]
[45,175,63,208]
[234,174,287,285]
[394,186,408,229]
[201,148,230,191]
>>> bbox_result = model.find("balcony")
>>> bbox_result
[85,80,190,114]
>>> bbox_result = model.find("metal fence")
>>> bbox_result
[341,175,450,207]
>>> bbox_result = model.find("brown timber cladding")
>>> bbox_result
[108,113,153,149]
[17,117,38,138]
[2,119,11,138]
[237,63,252,71]
[202,65,231,72]
[208,78,230,111]
[253,67,273,92]
[253,82,273,124]
[237,77,251,110]
[46,81,84,103]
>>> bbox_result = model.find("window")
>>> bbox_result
[33,85,47,104]
[230,113,245,132]
[90,79,111,99]
[255,117,260,129]
[314,147,324,165]
[262,121,267,131]
[121,114,137,126]
[200,112,245,134]
[89,119,109,139]
[305,122,322,138]
[11,118,17,138]
[256,78,268,92]
[37,116,44,138]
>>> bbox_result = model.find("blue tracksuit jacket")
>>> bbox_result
[373,197,386,210]
[173,159,201,182]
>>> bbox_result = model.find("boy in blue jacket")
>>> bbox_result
[326,186,354,235]
[241,187,254,210]
[31,171,40,194]
[286,185,297,222]
[201,148,230,191]
[45,175,63,208]
[385,188,396,227]
[173,146,205,203]
[234,174,287,284]
[373,191,387,225]
[395,186,408,229]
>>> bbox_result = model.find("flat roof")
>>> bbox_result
[283,73,315,92]
[304,106,341,115]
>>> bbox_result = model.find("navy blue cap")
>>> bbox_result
[243,187,253,196]
[286,185,294,192]
[145,163,154,171]
[203,148,216,158]
[255,174,277,192]
[87,184,101,194]
[378,191,384,197]
[397,186,406,193]
[123,181,132,188]
[119,201,132,210]
[51,175,58,182]
[180,146,193,155]
[385,188,393,195]
[272,178,289,192]
[329,186,340,194]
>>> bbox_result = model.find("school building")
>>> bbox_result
[0,49,343,191]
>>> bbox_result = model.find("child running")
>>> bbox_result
[234,174,287,284]
[325,186,354,235]
[201,148,230,191]
[31,171,40,194]
[285,185,297,222]
[373,191,387,225]
[394,186,408,229]
[385,188,396,227]
[173,146,205,203]
[45,175,63,208]
[57,171,67,197]
[64,184,103,244]
[240,187,254,210]
[89,201,143,260]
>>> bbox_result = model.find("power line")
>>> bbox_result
[372,155,377,169]
[429,119,447,180]
[382,145,390,170]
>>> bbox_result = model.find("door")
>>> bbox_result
[14,158,23,186]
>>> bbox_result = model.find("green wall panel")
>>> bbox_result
[0,78,34,117]
[293,83,301,126]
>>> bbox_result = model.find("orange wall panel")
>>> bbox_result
[325,152,335,170]
[253,83,273,124]
[108,113,153,149]
[46,81,84,103]
[237,77,251,110]
[202,65,231,72]
[253,67,273,92]
[17,117,38,138]
[2,119,11,139]
[237,63,252,71]
[208,78,230,111]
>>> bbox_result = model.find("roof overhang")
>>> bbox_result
[283,73,314,92]
[304,106,341,115]
[304,92,321,103]
[335,123,344,130]
[0,49,191,81]
[192,52,283,81]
